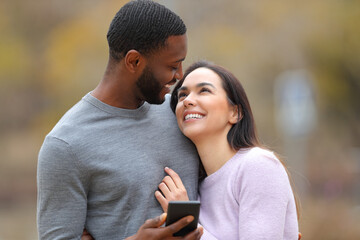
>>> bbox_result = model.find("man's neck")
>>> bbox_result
[91,62,143,109]
[91,83,143,109]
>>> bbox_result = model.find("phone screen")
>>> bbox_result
[165,201,200,236]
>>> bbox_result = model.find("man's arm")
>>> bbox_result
[37,136,88,239]
[126,213,203,240]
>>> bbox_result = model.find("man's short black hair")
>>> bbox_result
[107,0,187,61]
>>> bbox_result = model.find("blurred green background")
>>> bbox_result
[0,0,359,239]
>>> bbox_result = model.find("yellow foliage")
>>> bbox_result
[0,36,32,86]
[0,2,32,87]
[42,0,127,100]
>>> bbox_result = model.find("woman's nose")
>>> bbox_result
[183,95,195,108]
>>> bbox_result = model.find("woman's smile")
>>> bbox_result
[183,111,205,122]
[175,67,237,141]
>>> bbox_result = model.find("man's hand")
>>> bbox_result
[126,213,203,240]
[81,229,94,240]
[155,167,189,212]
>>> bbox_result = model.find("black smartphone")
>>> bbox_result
[165,200,200,237]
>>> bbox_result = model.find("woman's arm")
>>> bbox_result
[236,153,298,239]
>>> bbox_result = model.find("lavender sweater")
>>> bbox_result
[199,147,298,240]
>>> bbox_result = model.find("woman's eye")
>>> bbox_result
[200,87,211,93]
[178,92,187,99]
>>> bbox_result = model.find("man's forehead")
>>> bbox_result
[157,34,187,60]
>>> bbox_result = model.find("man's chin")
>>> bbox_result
[146,96,165,105]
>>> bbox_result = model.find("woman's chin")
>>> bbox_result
[182,129,203,143]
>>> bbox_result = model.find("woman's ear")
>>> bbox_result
[229,105,242,124]
[124,50,143,73]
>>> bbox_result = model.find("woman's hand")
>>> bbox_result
[155,167,189,212]
[126,213,203,240]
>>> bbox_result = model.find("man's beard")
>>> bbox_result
[136,66,164,104]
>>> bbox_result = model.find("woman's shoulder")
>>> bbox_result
[237,147,285,176]
[233,147,291,194]
[240,147,278,162]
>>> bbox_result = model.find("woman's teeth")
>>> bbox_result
[185,114,204,120]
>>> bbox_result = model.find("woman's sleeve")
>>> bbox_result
[236,152,293,240]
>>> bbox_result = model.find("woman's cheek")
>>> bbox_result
[175,106,183,128]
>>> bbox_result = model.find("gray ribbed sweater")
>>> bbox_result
[37,93,199,239]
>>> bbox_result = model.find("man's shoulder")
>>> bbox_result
[47,97,94,142]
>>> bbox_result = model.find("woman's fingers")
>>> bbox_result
[162,175,177,191]
[165,167,185,189]
[155,190,169,212]
[159,182,172,197]
[158,167,189,202]
[156,167,189,205]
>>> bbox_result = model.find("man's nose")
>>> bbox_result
[175,64,184,80]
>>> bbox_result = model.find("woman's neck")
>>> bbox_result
[192,132,237,176]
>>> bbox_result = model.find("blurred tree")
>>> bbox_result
[304,0,360,145]
[34,0,126,132]
[0,1,32,87]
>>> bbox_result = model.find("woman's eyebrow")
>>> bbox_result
[178,82,216,92]
[178,86,188,92]
[196,82,216,89]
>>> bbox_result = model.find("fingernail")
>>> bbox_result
[187,216,194,223]
[160,213,167,221]
[165,167,169,170]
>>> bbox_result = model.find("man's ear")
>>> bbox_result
[124,50,144,73]
[229,105,242,125]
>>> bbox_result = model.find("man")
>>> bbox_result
[37,1,201,239]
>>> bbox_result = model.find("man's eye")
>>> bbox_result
[171,66,179,71]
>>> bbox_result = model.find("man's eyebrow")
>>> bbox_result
[178,82,216,92]
[174,58,185,63]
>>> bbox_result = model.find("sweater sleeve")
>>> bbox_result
[235,151,292,240]
[37,136,88,240]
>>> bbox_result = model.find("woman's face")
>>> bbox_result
[175,67,238,141]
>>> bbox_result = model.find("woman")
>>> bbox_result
[155,61,300,239]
